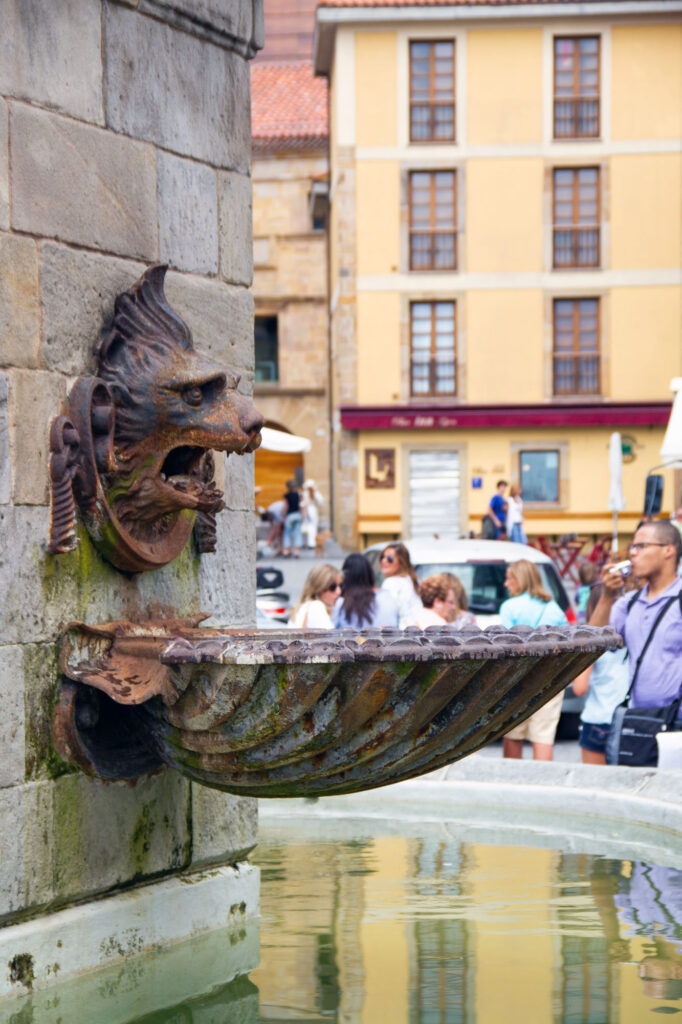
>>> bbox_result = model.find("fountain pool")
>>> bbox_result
[3,807,680,1024]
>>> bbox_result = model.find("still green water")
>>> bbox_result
[3,817,682,1023]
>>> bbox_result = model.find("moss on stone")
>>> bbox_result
[23,643,77,782]
[130,802,157,878]
[52,776,86,893]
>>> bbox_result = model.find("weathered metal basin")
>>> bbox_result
[54,621,621,797]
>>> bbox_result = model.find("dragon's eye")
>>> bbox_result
[182,386,203,407]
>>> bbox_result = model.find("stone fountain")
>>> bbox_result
[47,266,620,799]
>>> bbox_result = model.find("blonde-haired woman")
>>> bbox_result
[379,542,423,628]
[290,563,342,628]
[501,559,567,761]
[507,484,527,544]
[443,573,477,628]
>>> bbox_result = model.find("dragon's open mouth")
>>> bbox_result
[159,446,223,513]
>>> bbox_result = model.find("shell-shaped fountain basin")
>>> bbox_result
[53,620,622,796]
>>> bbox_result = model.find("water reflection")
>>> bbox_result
[3,823,682,1024]
[252,820,682,1023]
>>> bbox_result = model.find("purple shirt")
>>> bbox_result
[615,862,682,952]
[610,576,682,709]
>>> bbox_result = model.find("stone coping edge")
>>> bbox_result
[0,862,259,1002]
[260,758,682,843]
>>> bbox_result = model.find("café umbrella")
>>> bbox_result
[660,378,682,469]
[608,431,625,553]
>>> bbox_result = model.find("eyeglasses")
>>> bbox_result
[381,554,395,564]
[628,542,668,552]
[326,582,342,592]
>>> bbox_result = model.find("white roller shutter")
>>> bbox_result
[409,450,460,538]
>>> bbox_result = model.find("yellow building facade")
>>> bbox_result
[315,0,682,549]
[253,825,675,1022]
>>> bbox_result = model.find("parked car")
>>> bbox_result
[256,564,291,623]
[256,606,287,629]
[364,537,580,734]
[364,537,575,624]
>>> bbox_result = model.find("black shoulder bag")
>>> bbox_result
[606,590,682,767]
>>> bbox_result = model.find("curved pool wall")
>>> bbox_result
[260,758,682,866]
[0,0,263,1002]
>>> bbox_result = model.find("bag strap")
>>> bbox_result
[622,592,678,705]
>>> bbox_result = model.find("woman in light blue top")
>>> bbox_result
[501,559,568,761]
[572,583,630,764]
[499,560,567,630]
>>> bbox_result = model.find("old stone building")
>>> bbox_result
[251,60,331,511]
[0,0,262,1001]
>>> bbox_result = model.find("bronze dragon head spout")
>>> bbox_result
[48,265,264,573]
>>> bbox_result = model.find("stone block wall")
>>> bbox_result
[252,151,331,513]
[0,0,262,927]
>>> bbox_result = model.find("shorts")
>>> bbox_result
[505,690,564,745]
[579,721,611,754]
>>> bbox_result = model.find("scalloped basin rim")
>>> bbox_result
[158,624,623,665]
[55,621,623,796]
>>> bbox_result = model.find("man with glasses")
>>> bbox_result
[589,521,682,713]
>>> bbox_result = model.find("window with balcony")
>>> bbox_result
[409,40,455,143]
[255,315,278,383]
[410,301,456,397]
[553,298,600,395]
[553,36,600,139]
[553,167,600,268]
[409,171,456,271]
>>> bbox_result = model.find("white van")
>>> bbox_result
[364,537,575,626]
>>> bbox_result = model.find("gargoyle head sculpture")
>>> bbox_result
[48,265,264,573]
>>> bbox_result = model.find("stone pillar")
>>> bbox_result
[0,0,263,999]
[331,146,360,549]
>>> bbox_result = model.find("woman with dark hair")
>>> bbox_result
[332,554,399,628]
[379,542,423,628]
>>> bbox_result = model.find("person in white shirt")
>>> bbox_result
[507,484,527,544]
[379,543,423,628]
[290,563,342,629]
[301,479,323,550]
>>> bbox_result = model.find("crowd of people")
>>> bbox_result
[263,478,324,558]
[290,542,477,633]
[282,519,682,769]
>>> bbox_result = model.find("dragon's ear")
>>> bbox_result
[98,264,193,368]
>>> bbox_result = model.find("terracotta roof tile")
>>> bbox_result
[252,61,328,146]
[318,0,629,6]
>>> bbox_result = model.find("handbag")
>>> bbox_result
[606,591,682,767]
[606,699,682,767]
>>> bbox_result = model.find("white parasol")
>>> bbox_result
[660,378,682,469]
[258,426,311,454]
[608,431,625,553]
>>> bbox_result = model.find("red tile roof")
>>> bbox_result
[252,61,328,150]
[318,0,628,6]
